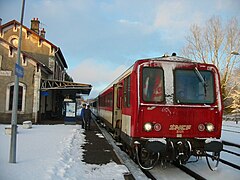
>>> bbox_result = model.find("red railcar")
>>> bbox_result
[97,55,223,169]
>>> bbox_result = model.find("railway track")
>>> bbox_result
[95,118,206,179]
[222,124,240,129]
[222,129,240,134]
[94,119,211,180]
[142,161,209,180]
[206,154,240,170]
[173,162,207,180]
[157,142,240,180]
[222,122,240,134]
[211,140,240,171]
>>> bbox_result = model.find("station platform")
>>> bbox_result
[81,120,121,164]
[81,120,135,180]
[39,117,144,179]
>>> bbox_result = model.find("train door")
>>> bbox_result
[112,83,123,140]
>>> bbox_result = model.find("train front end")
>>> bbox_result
[132,57,223,169]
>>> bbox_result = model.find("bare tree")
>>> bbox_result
[225,66,240,112]
[182,16,240,112]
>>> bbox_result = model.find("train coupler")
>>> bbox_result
[204,139,223,153]
[145,139,167,153]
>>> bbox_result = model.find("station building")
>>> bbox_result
[0,18,92,124]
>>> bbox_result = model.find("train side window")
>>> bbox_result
[142,67,164,102]
[124,76,131,107]
[109,92,113,107]
[117,87,122,108]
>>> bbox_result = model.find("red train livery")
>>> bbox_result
[96,55,223,169]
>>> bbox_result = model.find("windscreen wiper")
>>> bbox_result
[194,67,207,96]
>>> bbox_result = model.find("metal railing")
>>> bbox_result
[223,114,240,124]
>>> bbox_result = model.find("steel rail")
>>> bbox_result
[173,162,207,180]
[222,149,240,157]
[142,169,157,180]
[222,140,240,148]
[222,129,240,134]
[207,154,240,170]
[222,124,240,129]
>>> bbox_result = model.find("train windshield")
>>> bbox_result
[142,67,164,102]
[175,69,214,104]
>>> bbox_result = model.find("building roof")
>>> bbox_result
[1,37,92,94]
[0,20,67,68]
[0,20,92,95]
[41,79,92,95]
[0,37,53,74]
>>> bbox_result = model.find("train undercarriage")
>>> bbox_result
[119,136,223,170]
[97,117,223,170]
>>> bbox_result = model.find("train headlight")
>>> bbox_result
[206,123,215,132]
[144,122,153,132]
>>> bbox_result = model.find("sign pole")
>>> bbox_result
[9,0,25,163]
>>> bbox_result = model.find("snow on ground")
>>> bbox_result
[221,120,240,144]
[0,121,239,180]
[0,124,129,180]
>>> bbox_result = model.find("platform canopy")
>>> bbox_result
[40,79,92,95]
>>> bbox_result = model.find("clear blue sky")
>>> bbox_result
[1,0,239,98]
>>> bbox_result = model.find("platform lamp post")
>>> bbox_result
[9,0,25,163]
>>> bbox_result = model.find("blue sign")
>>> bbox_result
[41,91,49,96]
[15,64,24,78]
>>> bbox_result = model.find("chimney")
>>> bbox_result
[31,18,40,34]
[40,28,46,38]
[0,18,2,26]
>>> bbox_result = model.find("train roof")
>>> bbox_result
[139,55,193,63]
[99,55,205,95]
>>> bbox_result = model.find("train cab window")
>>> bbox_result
[124,76,131,107]
[174,69,214,104]
[142,67,164,102]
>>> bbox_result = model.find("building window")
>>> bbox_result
[37,64,40,72]
[9,35,19,47]
[38,39,42,47]
[0,55,2,69]
[26,31,31,39]
[22,55,27,66]
[11,38,19,47]
[6,82,26,112]
[9,46,13,57]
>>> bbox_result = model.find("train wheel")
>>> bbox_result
[135,145,159,170]
[206,152,220,171]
